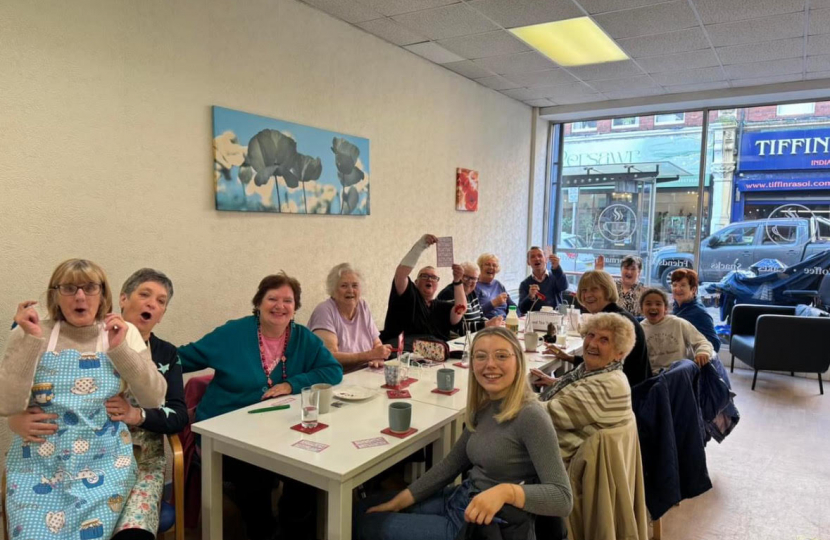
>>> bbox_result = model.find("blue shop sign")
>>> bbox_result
[739,128,830,171]
[736,174,830,191]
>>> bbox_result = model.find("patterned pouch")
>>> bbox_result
[412,339,449,362]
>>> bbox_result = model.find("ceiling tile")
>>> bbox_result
[602,86,666,100]
[723,58,804,79]
[357,0,461,17]
[805,70,830,79]
[730,73,803,86]
[705,12,804,47]
[540,81,603,96]
[636,49,720,73]
[807,55,830,72]
[403,42,466,63]
[717,37,804,65]
[356,18,428,45]
[474,74,521,90]
[578,0,670,15]
[651,66,724,85]
[595,1,698,39]
[665,80,730,92]
[807,33,830,55]
[618,28,710,57]
[442,59,496,78]
[812,0,830,8]
[473,51,558,75]
[392,4,498,40]
[590,75,657,92]
[809,8,830,35]
[437,30,531,59]
[568,60,645,81]
[550,93,606,105]
[301,0,383,23]
[523,98,555,107]
[504,69,579,87]
[692,0,805,25]
[501,86,564,100]
[465,0,583,29]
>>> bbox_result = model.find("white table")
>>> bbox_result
[193,391,459,540]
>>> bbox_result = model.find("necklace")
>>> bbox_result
[257,319,290,387]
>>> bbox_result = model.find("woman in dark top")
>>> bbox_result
[534,270,651,390]
[669,269,721,353]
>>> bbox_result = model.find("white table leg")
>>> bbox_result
[201,436,223,540]
[432,423,452,464]
[326,479,352,540]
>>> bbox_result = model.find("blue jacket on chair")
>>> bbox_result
[631,360,712,520]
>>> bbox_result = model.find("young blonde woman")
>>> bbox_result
[357,327,572,540]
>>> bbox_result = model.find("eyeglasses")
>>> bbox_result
[54,283,102,296]
[417,274,440,282]
[462,275,479,283]
[472,350,516,363]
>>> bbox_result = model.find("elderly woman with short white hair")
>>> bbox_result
[308,263,392,370]
[544,312,637,467]
[476,253,516,319]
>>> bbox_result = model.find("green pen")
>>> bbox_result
[248,405,291,414]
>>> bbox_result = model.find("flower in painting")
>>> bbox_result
[456,168,479,212]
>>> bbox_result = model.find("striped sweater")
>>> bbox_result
[546,366,634,467]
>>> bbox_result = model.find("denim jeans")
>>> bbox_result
[354,481,475,540]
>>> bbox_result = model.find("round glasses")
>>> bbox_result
[54,283,102,296]
[472,351,516,363]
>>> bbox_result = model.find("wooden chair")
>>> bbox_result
[1,434,184,540]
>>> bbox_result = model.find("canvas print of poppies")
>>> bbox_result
[213,106,370,214]
[456,168,478,212]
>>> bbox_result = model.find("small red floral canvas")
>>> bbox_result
[456,168,479,212]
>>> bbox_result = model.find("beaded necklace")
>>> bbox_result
[257,318,291,387]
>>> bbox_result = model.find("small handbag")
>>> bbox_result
[412,338,449,362]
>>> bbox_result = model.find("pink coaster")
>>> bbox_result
[290,422,329,434]
[453,362,468,369]
[431,388,460,395]
[386,389,411,399]
[381,377,418,390]
[381,427,419,439]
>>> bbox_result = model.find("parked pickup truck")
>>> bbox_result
[651,218,830,288]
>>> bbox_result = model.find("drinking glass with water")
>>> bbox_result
[301,387,319,429]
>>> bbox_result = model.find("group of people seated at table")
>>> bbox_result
[0,241,729,540]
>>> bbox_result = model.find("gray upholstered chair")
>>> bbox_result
[730,304,830,394]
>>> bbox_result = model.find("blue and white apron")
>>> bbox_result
[5,322,138,540]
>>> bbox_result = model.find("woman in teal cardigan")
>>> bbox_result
[179,272,343,540]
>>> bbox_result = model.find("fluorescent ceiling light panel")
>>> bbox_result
[509,17,628,67]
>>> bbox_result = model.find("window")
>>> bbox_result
[777,102,815,116]
[572,121,597,132]
[714,225,757,246]
[654,113,685,125]
[612,117,639,129]
[762,224,797,245]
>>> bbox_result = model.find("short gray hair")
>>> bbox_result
[121,268,174,303]
[580,312,636,359]
[461,261,478,275]
[326,263,363,296]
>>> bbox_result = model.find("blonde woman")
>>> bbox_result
[1,259,166,540]
[357,327,572,540]
[475,253,516,319]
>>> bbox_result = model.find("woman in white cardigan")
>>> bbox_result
[639,288,714,374]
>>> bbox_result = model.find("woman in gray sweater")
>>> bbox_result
[357,327,572,540]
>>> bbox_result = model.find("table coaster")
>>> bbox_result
[431,388,460,395]
[381,377,418,390]
[386,389,411,399]
[290,422,329,434]
[381,427,418,439]
[453,362,468,369]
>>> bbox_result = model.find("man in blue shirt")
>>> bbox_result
[518,246,569,315]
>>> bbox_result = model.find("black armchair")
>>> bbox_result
[730,304,830,394]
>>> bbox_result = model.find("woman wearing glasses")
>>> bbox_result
[1,259,167,540]
[357,327,572,540]
[475,253,516,320]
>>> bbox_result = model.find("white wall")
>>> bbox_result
[0,0,535,354]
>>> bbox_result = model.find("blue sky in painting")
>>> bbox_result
[213,106,370,214]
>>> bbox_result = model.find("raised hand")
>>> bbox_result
[14,301,43,338]
[549,253,560,270]
[104,313,128,349]
[451,263,463,282]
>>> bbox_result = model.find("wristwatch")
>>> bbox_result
[138,408,146,426]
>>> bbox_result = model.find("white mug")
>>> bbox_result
[523,331,540,353]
